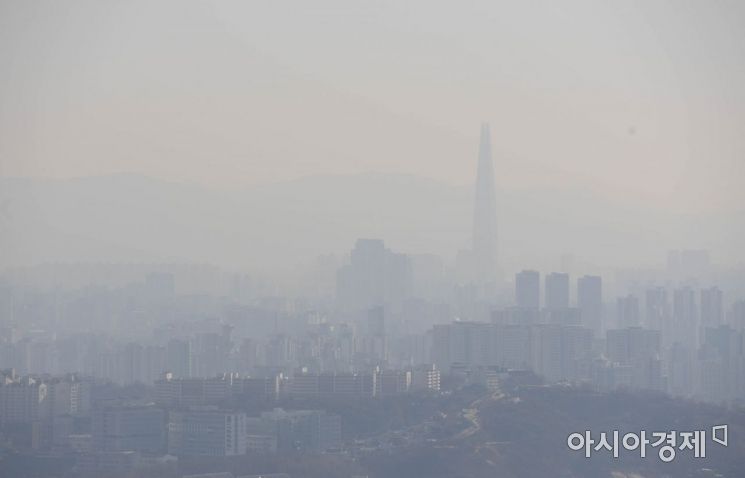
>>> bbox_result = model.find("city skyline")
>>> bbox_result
[1,2,744,477]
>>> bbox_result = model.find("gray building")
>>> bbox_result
[253,408,341,452]
[168,409,247,456]
[577,275,602,335]
[515,270,540,309]
[91,406,166,453]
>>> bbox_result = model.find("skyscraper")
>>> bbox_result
[336,239,412,311]
[516,270,540,309]
[472,123,498,286]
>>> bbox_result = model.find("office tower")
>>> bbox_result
[577,275,602,334]
[700,286,724,327]
[617,295,641,328]
[168,410,247,456]
[645,287,668,331]
[515,270,540,309]
[353,239,386,299]
[336,239,412,311]
[337,239,386,310]
[472,123,499,286]
[545,272,569,309]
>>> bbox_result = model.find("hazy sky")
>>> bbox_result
[1,0,744,214]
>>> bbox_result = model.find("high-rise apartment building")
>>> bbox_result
[516,270,540,309]
[168,410,247,457]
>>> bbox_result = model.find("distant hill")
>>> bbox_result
[1,173,741,273]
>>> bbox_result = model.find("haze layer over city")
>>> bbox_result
[1,1,744,478]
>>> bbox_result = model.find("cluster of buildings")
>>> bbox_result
[426,270,745,403]
[1,126,744,478]
[0,362,441,474]
[0,371,91,448]
[153,366,440,406]
[0,369,345,475]
[88,405,340,457]
[0,302,416,386]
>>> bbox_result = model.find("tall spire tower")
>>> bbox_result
[472,123,498,285]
